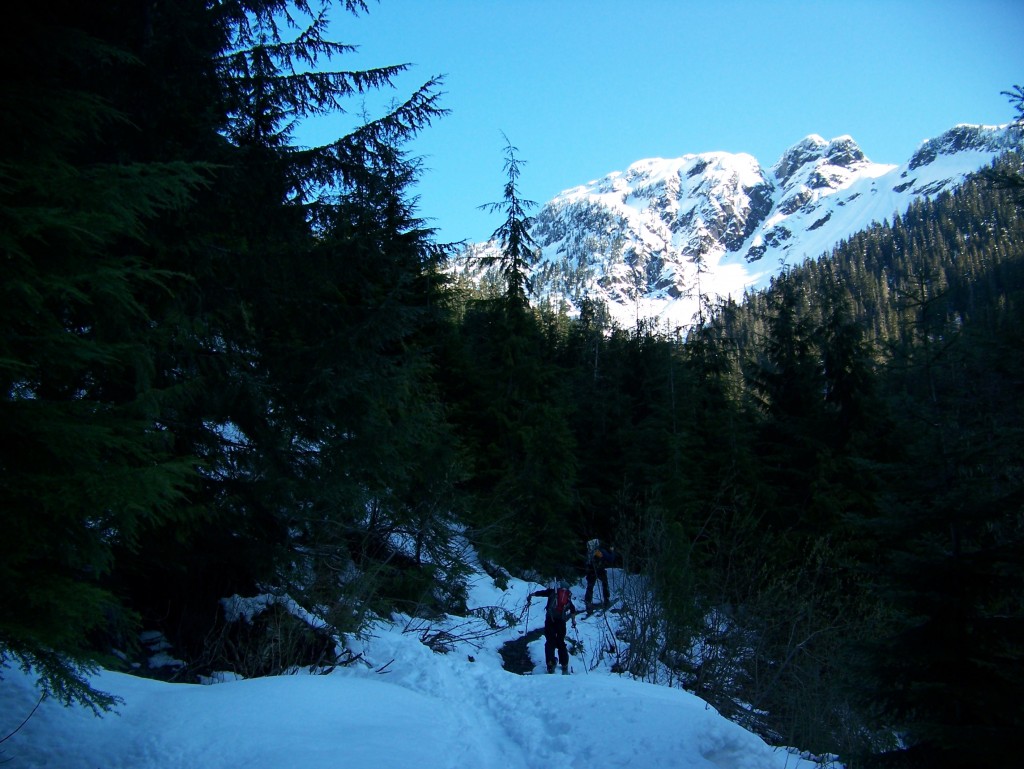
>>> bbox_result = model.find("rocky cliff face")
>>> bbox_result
[457,123,1023,329]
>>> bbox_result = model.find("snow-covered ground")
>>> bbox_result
[1,568,822,769]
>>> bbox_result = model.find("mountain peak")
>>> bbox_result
[772,134,867,187]
[457,123,1022,330]
[824,135,866,166]
[908,122,1020,170]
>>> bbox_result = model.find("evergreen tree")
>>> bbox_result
[0,1,214,710]
[478,136,541,310]
[445,142,577,572]
[116,0,456,652]
[1,0,453,706]
[852,317,1024,768]
[984,85,1024,199]
[743,271,835,536]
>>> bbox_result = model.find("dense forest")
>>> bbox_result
[1,3,1021,768]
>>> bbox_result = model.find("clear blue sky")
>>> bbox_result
[299,0,1024,245]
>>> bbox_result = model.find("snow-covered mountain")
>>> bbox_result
[458,123,1023,329]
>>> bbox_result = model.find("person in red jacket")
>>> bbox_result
[527,581,578,674]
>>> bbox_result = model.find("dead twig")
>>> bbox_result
[1,694,44,748]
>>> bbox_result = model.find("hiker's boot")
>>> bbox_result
[546,663,556,674]
[561,664,569,675]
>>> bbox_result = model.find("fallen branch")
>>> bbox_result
[1,694,44,747]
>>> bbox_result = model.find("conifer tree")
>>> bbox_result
[115,0,457,647]
[0,1,214,710]
[478,136,541,310]
[448,141,578,572]
[984,85,1024,198]
[1,0,453,706]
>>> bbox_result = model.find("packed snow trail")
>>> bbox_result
[0,571,820,769]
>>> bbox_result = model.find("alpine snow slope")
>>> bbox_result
[459,123,1024,329]
[0,566,821,769]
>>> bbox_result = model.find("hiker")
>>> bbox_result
[584,538,616,607]
[527,581,578,674]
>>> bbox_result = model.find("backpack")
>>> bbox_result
[546,586,573,623]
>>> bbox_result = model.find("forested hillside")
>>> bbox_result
[687,163,1024,766]
[1,4,1020,768]
[446,156,1023,766]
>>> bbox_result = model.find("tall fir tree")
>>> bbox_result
[478,136,540,310]
[447,140,578,572]
[0,0,217,710]
[1,0,454,706]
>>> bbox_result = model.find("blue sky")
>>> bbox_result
[300,0,1024,245]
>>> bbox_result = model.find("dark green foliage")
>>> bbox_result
[696,153,1024,764]
[0,1,211,711]
[438,141,581,573]
[983,85,1024,200]
[847,263,1024,768]
[1,0,454,709]
[448,292,578,573]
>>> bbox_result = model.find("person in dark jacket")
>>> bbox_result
[584,539,616,607]
[527,581,578,674]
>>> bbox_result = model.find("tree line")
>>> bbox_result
[1,3,1020,767]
